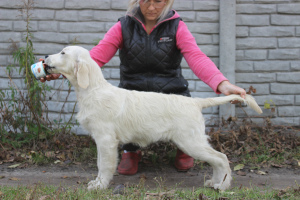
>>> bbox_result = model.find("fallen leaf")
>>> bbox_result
[145,190,175,198]
[62,176,69,179]
[8,163,21,168]
[9,177,20,181]
[139,174,147,180]
[38,195,51,200]
[257,171,266,175]
[0,176,5,179]
[56,153,66,161]
[26,192,31,200]
[234,164,244,171]
[237,171,246,176]
[45,151,55,158]
[30,151,36,154]
[220,191,235,195]
[4,159,14,163]
[54,160,61,164]
[199,193,209,200]
[187,171,197,176]
[113,184,126,195]
[271,164,282,168]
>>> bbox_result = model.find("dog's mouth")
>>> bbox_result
[45,65,56,73]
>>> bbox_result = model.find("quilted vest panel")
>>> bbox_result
[119,13,190,97]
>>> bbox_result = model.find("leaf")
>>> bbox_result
[271,164,282,168]
[54,160,61,164]
[237,171,247,176]
[257,170,266,175]
[8,163,21,168]
[39,133,47,140]
[199,193,209,200]
[264,101,271,109]
[234,164,245,171]
[56,153,66,161]
[9,177,20,181]
[38,195,51,200]
[45,151,55,158]
[220,191,235,195]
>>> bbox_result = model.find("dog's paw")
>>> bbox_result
[213,181,230,191]
[204,175,231,190]
[87,179,108,190]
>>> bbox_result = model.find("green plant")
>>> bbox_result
[0,0,76,152]
[1,183,299,200]
[264,99,276,113]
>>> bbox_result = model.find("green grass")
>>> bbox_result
[0,183,299,200]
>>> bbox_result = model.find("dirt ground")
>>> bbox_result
[0,162,299,191]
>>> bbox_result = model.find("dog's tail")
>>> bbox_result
[197,94,262,114]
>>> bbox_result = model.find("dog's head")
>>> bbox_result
[45,46,90,89]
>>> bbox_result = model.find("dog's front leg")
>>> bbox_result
[88,133,119,190]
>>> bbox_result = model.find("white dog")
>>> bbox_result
[45,46,262,191]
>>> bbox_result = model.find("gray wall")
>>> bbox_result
[0,0,299,134]
[236,0,300,126]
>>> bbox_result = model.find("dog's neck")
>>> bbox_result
[72,60,111,102]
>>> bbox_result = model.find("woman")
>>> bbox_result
[41,0,246,175]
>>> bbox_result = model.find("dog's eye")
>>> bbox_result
[61,51,65,55]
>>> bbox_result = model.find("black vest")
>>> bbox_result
[119,11,190,97]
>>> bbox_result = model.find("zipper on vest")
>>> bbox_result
[146,35,153,90]
[146,35,150,64]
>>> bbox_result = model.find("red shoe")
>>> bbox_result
[117,151,142,175]
[174,149,194,171]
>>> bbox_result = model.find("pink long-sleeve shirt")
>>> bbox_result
[90,10,228,93]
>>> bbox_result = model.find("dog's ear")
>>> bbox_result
[76,58,89,89]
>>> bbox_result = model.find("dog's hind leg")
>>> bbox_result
[175,139,232,190]
[88,133,119,190]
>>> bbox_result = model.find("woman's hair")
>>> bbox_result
[127,0,174,23]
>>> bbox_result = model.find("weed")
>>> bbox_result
[0,183,299,200]
[208,117,300,167]
[0,0,77,157]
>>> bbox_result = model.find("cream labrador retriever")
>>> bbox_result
[45,46,262,191]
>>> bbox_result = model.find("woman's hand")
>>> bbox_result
[40,74,61,82]
[38,58,61,82]
[217,80,246,103]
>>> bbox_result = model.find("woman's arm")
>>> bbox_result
[176,21,246,98]
[176,21,228,94]
[89,21,123,67]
